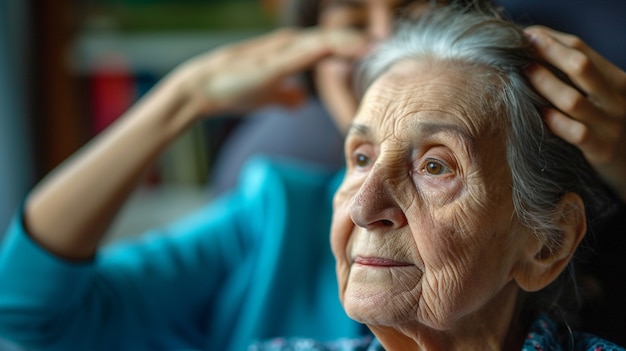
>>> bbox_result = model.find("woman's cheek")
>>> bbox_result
[331,187,354,258]
[331,179,360,297]
[414,174,465,207]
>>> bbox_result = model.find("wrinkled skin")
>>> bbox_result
[331,59,542,350]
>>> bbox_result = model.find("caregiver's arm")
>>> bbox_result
[24,28,366,260]
[524,25,626,201]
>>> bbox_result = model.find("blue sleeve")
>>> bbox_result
[0,157,358,351]
[0,177,258,350]
[0,210,96,350]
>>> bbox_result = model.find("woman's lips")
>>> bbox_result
[353,256,413,267]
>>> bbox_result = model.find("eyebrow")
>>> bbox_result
[417,122,476,152]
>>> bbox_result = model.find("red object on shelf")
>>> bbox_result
[89,53,136,134]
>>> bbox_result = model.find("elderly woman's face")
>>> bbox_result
[331,59,536,331]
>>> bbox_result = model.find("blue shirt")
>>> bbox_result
[0,157,362,351]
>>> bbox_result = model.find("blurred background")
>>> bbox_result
[0,0,280,241]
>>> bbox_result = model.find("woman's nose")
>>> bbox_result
[348,166,408,231]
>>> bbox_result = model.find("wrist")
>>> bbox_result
[129,69,204,140]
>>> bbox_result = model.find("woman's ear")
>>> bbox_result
[514,192,586,292]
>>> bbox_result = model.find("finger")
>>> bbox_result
[202,27,366,112]
[525,26,626,105]
[545,106,626,199]
[524,26,624,85]
[207,27,335,68]
[217,27,366,100]
[225,28,302,55]
[525,63,603,124]
[263,27,368,77]
[542,107,608,163]
[235,28,366,112]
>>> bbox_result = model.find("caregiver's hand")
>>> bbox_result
[170,27,368,116]
[524,25,626,202]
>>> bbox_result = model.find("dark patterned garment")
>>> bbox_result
[249,313,625,351]
[523,313,625,351]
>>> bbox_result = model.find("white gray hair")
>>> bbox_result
[355,4,613,254]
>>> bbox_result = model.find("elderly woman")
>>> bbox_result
[252,4,623,351]
[0,2,624,351]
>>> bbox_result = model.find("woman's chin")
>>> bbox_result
[342,282,419,326]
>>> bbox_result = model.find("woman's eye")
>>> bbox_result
[355,153,371,168]
[424,160,450,175]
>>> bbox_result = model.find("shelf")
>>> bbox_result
[72,30,265,75]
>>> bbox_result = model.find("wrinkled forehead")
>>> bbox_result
[355,59,502,139]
